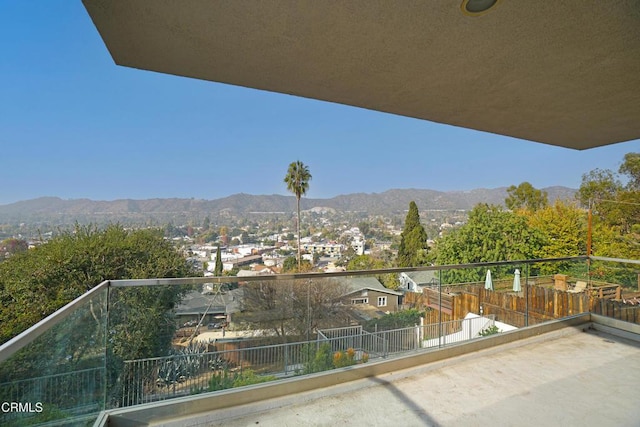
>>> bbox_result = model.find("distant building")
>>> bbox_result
[236,264,280,277]
[399,271,439,293]
[302,242,344,257]
[222,254,263,271]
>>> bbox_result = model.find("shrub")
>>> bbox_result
[208,368,276,391]
[303,343,334,374]
[478,325,501,336]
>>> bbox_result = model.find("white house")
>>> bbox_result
[399,271,439,293]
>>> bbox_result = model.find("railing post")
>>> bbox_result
[438,269,443,348]
[284,344,289,374]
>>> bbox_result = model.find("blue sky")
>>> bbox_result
[1,3,638,206]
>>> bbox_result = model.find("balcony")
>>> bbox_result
[1,256,639,426]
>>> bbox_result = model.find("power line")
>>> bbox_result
[593,198,640,207]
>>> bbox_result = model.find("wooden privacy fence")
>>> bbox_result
[592,299,640,323]
[404,283,635,327]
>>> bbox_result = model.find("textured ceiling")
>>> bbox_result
[83,0,640,149]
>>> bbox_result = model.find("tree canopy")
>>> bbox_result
[346,254,399,290]
[0,224,196,344]
[428,203,545,282]
[577,152,640,237]
[0,224,199,409]
[619,152,640,191]
[505,182,548,211]
[0,238,28,260]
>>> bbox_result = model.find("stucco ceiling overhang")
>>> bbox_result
[82,0,640,150]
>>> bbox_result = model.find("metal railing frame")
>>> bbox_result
[118,314,497,406]
[0,256,588,364]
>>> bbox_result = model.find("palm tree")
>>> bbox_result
[284,161,312,270]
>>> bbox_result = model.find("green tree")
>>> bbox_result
[303,343,334,374]
[525,200,587,275]
[429,204,545,282]
[578,153,640,237]
[616,153,640,235]
[0,238,28,260]
[214,245,223,276]
[202,216,211,230]
[357,221,371,237]
[283,256,311,273]
[0,224,198,408]
[0,224,196,343]
[527,201,585,257]
[198,229,218,244]
[363,308,425,332]
[619,152,640,190]
[346,254,399,290]
[284,160,312,270]
[346,254,385,271]
[505,182,548,211]
[397,201,428,268]
[577,169,621,209]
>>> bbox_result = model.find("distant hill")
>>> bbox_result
[0,187,576,223]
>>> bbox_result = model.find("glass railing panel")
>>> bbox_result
[0,285,108,427]
[524,257,592,325]
[588,256,638,292]
[105,280,202,409]
[587,256,640,321]
[2,255,637,422]
[63,256,628,411]
[107,269,536,407]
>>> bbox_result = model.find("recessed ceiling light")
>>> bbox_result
[461,0,501,16]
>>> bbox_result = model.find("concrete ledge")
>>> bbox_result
[589,313,640,342]
[103,314,598,426]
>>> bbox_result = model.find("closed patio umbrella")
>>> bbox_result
[484,269,493,291]
[513,269,522,292]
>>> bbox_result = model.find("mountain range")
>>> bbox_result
[0,187,576,224]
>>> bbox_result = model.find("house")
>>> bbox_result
[399,271,439,293]
[174,288,242,326]
[222,254,263,271]
[335,276,402,313]
[236,264,280,277]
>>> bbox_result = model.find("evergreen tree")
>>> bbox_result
[397,201,428,267]
[214,245,223,276]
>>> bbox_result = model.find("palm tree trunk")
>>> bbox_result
[296,196,301,269]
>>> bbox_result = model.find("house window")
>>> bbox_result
[377,296,387,307]
[351,298,368,305]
